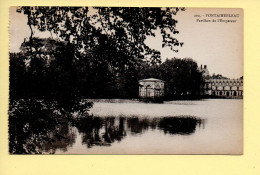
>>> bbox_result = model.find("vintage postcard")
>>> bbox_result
[9,7,243,154]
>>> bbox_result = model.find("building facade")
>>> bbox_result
[139,78,164,99]
[200,65,243,98]
[203,78,243,97]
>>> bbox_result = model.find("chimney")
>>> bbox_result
[204,65,207,69]
[201,64,202,69]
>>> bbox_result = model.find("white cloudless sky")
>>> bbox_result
[9,7,243,78]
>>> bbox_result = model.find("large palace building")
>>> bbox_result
[199,65,243,98]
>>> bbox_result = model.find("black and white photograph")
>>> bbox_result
[9,7,243,154]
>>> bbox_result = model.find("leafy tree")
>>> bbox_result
[17,7,185,65]
[137,58,204,99]
[12,7,188,101]
[159,58,203,98]
[10,37,94,113]
[9,99,77,154]
[14,7,186,100]
[211,73,228,79]
[9,53,27,100]
[138,63,162,80]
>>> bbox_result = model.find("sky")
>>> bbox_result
[9,7,243,78]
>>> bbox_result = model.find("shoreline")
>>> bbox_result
[86,97,243,103]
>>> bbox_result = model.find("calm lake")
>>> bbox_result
[52,99,243,154]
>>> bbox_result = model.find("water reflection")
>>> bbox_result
[9,100,205,154]
[158,117,204,135]
[73,117,126,148]
[73,116,204,149]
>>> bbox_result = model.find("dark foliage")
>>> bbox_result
[139,58,204,99]
[161,58,204,98]
[10,44,204,101]
[12,7,187,99]
[9,99,75,154]
[17,7,185,64]
[211,73,228,79]
[12,7,186,100]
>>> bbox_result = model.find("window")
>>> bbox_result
[145,85,152,97]
[155,90,160,97]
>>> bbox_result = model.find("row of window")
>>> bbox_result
[139,89,163,97]
[211,86,242,90]
[211,82,243,86]
[209,79,242,83]
[212,91,243,96]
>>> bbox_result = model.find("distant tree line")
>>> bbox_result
[211,73,228,79]
[139,58,204,99]
[10,38,204,102]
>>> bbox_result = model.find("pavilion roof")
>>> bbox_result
[139,78,164,82]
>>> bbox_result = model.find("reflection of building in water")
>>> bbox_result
[199,65,243,98]
[139,78,164,100]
